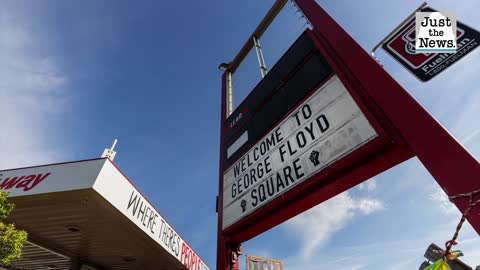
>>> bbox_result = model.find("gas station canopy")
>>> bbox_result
[0,158,209,270]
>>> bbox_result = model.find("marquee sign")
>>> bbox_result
[222,76,377,229]
[221,31,380,231]
[223,32,332,167]
[217,1,480,269]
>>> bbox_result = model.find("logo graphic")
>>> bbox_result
[415,11,457,53]
[240,199,247,213]
[386,21,465,69]
[398,25,437,68]
[309,150,320,166]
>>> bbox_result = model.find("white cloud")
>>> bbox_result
[355,197,383,214]
[284,192,383,262]
[356,178,377,192]
[0,6,67,169]
[279,236,422,270]
[279,220,480,270]
[429,185,458,215]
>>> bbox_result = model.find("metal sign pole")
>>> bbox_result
[253,36,268,78]
[226,71,234,116]
[217,73,228,270]
[217,73,240,270]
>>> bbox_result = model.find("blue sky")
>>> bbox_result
[1,0,480,269]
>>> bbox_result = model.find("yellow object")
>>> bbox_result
[446,250,464,261]
[423,249,464,269]
[424,259,450,270]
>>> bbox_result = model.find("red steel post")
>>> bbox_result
[295,0,480,233]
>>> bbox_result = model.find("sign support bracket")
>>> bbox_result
[370,2,427,66]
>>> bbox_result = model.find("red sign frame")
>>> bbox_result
[217,1,480,269]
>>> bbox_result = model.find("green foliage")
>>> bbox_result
[0,192,14,221]
[0,191,28,265]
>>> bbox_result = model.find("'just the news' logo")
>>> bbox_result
[415,11,457,53]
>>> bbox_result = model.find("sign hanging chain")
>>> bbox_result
[443,187,480,259]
